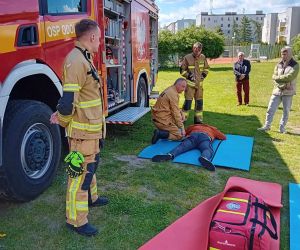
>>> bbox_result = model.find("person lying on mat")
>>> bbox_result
[151,78,187,144]
[152,123,226,171]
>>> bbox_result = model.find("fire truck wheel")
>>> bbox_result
[136,77,149,107]
[1,100,61,201]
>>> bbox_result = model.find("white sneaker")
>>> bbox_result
[257,125,270,131]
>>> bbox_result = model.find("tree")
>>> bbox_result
[232,20,240,43]
[215,26,224,36]
[239,16,252,44]
[251,20,262,43]
[292,34,300,59]
[158,30,177,66]
[174,25,225,59]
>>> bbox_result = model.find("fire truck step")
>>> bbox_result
[106,107,150,125]
[150,91,159,99]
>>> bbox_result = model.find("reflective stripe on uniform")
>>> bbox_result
[180,70,187,76]
[58,113,72,123]
[188,66,195,69]
[71,120,102,132]
[66,200,88,212]
[187,80,196,88]
[90,184,97,197]
[76,98,102,109]
[195,111,202,117]
[67,175,83,221]
[63,83,81,92]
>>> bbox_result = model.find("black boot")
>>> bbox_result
[194,116,203,124]
[151,129,169,144]
[199,156,215,171]
[66,223,98,236]
[89,196,109,207]
[152,153,174,162]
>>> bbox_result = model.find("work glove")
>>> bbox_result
[64,151,85,178]
[201,72,207,79]
[187,72,195,81]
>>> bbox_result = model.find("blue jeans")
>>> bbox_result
[170,132,213,160]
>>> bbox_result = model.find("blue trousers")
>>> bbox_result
[170,132,213,160]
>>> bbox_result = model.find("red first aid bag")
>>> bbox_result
[209,191,278,250]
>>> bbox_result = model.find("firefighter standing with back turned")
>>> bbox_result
[50,19,108,237]
[180,42,210,124]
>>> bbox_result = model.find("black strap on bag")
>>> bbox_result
[250,202,278,240]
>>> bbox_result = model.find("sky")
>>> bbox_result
[156,0,300,27]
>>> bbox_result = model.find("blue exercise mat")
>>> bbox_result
[138,134,254,171]
[289,183,300,250]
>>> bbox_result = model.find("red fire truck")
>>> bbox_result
[0,0,158,201]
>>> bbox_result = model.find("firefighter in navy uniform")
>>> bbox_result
[50,19,108,237]
[180,42,210,124]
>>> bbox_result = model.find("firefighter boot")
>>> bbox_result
[151,129,169,144]
[66,223,98,237]
[89,196,109,207]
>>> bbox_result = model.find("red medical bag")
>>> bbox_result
[209,191,278,250]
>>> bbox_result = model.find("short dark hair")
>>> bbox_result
[75,19,99,38]
[174,78,187,85]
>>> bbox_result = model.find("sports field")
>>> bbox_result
[0,61,299,249]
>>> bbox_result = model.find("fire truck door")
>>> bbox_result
[40,0,90,78]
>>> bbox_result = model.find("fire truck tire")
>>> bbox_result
[136,77,149,107]
[0,100,61,201]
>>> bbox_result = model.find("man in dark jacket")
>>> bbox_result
[233,52,251,105]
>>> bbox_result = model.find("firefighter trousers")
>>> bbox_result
[153,120,183,140]
[182,84,204,122]
[66,138,100,227]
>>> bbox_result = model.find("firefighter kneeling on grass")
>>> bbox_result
[151,78,187,144]
[180,42,210,124]
[50,19,108,237]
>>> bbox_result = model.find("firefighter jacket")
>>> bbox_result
[185,124,226,141]
[57,41,105,140]
[152,85,184,129]
[233,59,251,81]
[272,58,299,96]
[180,53,209,88]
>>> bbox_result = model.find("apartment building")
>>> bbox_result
[262,6,300,45]
[196,11,265,38]
[164,18,196,33]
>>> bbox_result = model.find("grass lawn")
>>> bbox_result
[1,61,299,249]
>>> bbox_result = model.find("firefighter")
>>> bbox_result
[151,78,187,144]
[50,19,108,237]
[180,42,210,124]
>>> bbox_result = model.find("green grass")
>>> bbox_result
[1,61,300,249]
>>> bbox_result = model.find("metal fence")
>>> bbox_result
[158,44,283,68]
[224,44,282,59]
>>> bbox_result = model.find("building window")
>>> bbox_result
[228,17,230,21]
[228,30,230,34]
[208,17,210,21]
[46,0,87,14]
[228,24,230,27]
[221,17,223,21]
[221,24,223,27]
[236,17,238,21]
[203,18,206,21]
[261,17,263,20]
